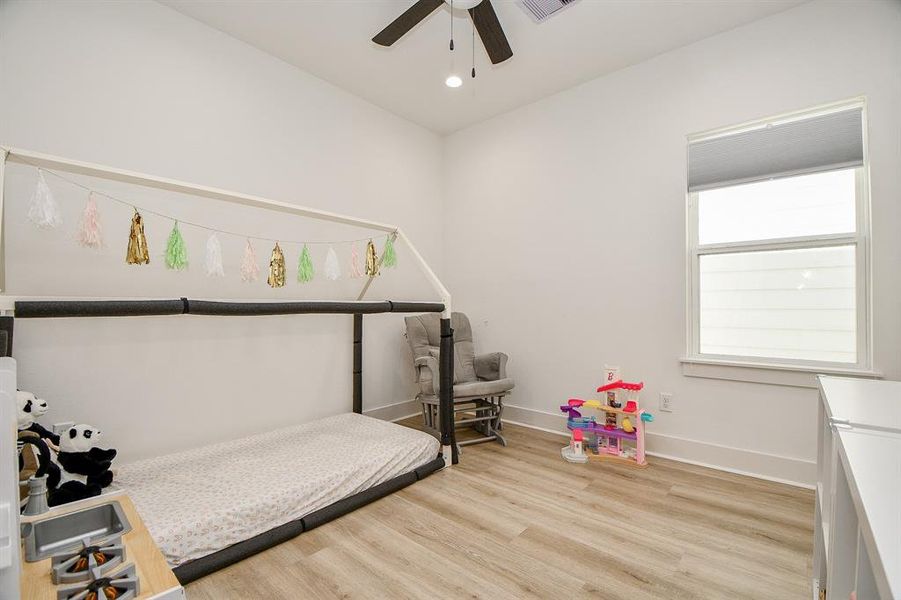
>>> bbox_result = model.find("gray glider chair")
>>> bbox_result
[404,312,514,447]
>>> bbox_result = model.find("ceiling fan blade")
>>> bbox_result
[469,1,512,65]
[372,0,444,47]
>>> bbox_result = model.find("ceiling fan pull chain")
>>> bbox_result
[471,17,476,78]
[449,0,454,50]
[450,0,454,52]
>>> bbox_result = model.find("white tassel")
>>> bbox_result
[205,234,225,277]
[28,170,62,229]
[241,239,260,282]
[324,245,341,281]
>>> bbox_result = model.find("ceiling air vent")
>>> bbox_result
[517,0,579,23]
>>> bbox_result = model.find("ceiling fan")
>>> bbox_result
[372,0,513,65]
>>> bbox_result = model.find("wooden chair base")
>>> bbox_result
[420,393,508,449]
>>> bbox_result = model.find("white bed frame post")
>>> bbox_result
[0,148,8,295]
[0,147,454,464]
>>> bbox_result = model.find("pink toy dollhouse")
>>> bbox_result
[560,379,654,468]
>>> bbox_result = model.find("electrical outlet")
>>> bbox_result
[52,422,75,436]
[659,393,673,412]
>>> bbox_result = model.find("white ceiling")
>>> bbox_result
[161,0,804,134]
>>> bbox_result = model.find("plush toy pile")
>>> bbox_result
[16,390,117,508]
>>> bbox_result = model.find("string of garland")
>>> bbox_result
[24,165,399,286]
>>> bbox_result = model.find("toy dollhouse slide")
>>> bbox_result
[560,377,654,468]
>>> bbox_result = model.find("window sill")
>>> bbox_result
[680,357,883,388]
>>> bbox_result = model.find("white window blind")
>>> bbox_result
[686,102,869,370]
[688,107,864,192]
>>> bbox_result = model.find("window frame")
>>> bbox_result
[684,100,873,374]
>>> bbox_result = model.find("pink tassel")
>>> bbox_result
[77,192,103,249]
[241,239,260,282]
[350,242,363,279]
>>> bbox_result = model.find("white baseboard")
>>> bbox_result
[390,411,421,423]
[364,399,420,422]
[501,403,815,489]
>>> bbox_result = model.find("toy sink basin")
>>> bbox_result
[21,501,131,562]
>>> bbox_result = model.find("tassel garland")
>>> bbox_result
[77,193,103,249]
[381,235,397,268]
[323,246,341,281]
[297,245,314,283]
[28,170,62,229]
[126,210,150,265]
[22,166,403,287]
[267,242,286,288]
[241,239,260,282]
[165,222,188,270]
[205,234,225,277]
[365,239,379,277]
[349,242,363,279]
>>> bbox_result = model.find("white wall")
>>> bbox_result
[443,0,901,486]
[0,0,445,462]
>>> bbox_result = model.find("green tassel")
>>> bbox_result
[165,222,188,270]
[382,235,397,268]
[297,245,314,283]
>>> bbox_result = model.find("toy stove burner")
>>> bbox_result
[56,563,139,600]
[51,537,126,584]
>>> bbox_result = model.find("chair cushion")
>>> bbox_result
[453,378,515,398]
[405,313,477,383]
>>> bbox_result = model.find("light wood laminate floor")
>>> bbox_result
[186,419,814,599]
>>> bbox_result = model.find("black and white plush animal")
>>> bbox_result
[16,431,100,508]
[16,390,60,447]
[56,424,116,489]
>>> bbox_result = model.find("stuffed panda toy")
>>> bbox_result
[15,391,120,507]
[16,390,60,447]
[16,431,101,508]
[56,424,116,489]
[45,425,114,507]
[46,424,116,506]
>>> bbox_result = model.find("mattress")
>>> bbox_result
[116,412,439,567]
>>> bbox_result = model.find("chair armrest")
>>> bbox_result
[413,356,440,396]
[474,352,508,381]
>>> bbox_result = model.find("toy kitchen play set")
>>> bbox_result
[1,357,185,600]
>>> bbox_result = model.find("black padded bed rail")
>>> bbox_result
[172,454,445,584]
[14,299,445,318]
[14,299,186,319]
[187,300,445,316]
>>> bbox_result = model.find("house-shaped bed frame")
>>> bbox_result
[0,147,459,583]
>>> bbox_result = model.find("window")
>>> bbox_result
[686,102,870,370]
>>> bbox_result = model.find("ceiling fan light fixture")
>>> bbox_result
[445,0,482,10]
[445,74,463,88]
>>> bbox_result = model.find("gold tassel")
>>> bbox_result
[365,239,379,277]
[126,209,150,265]
[267,242,286,288]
